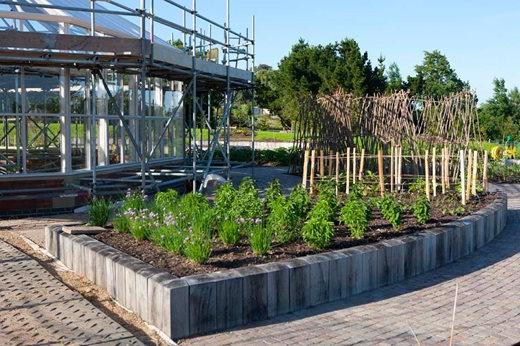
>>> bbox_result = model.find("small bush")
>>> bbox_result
[265,179,282,210]
[340,198,370,240]
[214,183,237,220]
[248,222,273,255]
[412,197,431,224]
[121,189,146,212]
[154,189,178,213]
[89,198,111,227]
[317,178,338,211]
[128,208,158,240]
[302,199,335,249]
[378,195,404,230]
[409,178,426,195]
[149,213,185,254]
[219,219,241,245]
[175,193,211,230]
[184,211,213,264]
[112,215,130,233]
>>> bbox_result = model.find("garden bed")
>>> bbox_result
[92,192,496,278]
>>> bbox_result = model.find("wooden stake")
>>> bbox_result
[446,146,451,189]
[319,150,324,177]
[432,147,437,197]
[441,147,446,194]
[390,146,395,193]
[483,151,488,192]
[378,150,385,196]
[353,148,357,184]
[398,146,403,191]
[335,151,340,196]
[302,149,310,188]
[310,149,316,195]
[425,149,430,201]
[358,148,365,181]
[346,148,351,194]
[460,150,466,205]
[328,151,334,177]
[472,150,478,196]
[466,150,472,201]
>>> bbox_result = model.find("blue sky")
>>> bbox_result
[128,0,520,102]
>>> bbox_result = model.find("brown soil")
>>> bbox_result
[93,193,497,278]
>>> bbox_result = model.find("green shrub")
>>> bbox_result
[412,197,431,224]
[154,189,178,213]
[287,185,311,224]
[112,215,130,233]
[378,195,404,230]
[175,193,211,230]
[302,199,335,249]
[248,222,273,255]
[340,198,371,240]
[409,178,426,195]
[128,208,158,240]
[232,178,263,235]
[317,178,338,211]
[265,179,282,210]
[215,183,237,218]
[184,211,213,264]
[148,212,186,254]
[121,189,146,212]
[88,198,111,227]
[218,219,241,245]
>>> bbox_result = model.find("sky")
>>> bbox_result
[123,0,520,102]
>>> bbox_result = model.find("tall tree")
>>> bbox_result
[406,50,468,98]
[386,62,403,93]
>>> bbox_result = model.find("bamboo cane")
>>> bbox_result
[310,149,316,195]
[359,148,365,181]
[483,150,488,192]
[346,148,351,194]
[425,149,430,201]
[466,150,473,201]
[378,150,385,196]
[460,150,466,205]
[472,150,478,196]
[328,151,334,177]
[390,146,395,193]
[446,146,451,189]
[398,146,403,191]
[353,148,357,184]
[319,150,324,177]
[302,149,310,188]
[335,151,340,196]
[432,147,437,197]
[441,147,446,194]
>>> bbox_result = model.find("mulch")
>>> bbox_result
[93,193,497,278]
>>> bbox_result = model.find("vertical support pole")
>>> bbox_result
[425,149,430,201]
[432,147,437,197]
[20,67,27,173]
[117,73,125,163]
[346,148,350,194]
[358,148,365,181]
[302,149,309,188]
[483,151,488,192]
[335,151,340,196]
[390,146,394,193]
[140,0,147,190]
[328,151,334,177]
[309,149,316,194]
[441,147,446,194]
[378,150,384,196]
[353,147,357,184]
[446,146,451,189]
[191,0,198,192]
[460,150,466,205]
[472,150,478,196]
[59,22,71,173]
[398,146,403,191]
[251,15,256,168]
[466,150,472,202]
[97,71,109,166]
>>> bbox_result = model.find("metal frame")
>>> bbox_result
[0,0,256,194]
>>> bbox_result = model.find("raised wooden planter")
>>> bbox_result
[45,193,507,341]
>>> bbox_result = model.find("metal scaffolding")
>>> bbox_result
[0,0,255,195]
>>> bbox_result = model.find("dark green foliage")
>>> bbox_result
[317,178,338,211]
[377,194,404,230]
[88,198,111,227]
[487,161,520,183]
[412,197,431,224]
[409,178,426,195]
[340,198,371,240]
[218,219,241,245]
[154,189,178,213]
[235,178,263,222]
[248,223,273,255]
[302,199,335,249]
[183,210,213,264]
[112,216,130,233]
[265,179,282,210]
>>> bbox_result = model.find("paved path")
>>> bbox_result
[0,240,142,345]
[183,186,520,345]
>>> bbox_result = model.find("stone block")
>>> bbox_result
[135,266,164,322]
[83,240,105,283]
[213,270,244,329]
[124,259,152,312]
[257,262,290,318]
[472,213,486,249]
[420,231,437,272]
[163,278,190,340]
[44,225,62,258]
[71,235,90,276]
[340,248,364,295]
[285,258,311,312]
[442,223,460,264]
[147,271,176,330]
[58,232,73,268]
[361,245,379,290]
[484,208,496,243]
[95,246,114,289]
[403,236,423,279]
[459,218,475,257]
[303,254,330,307]
[105,249,125,299]
[185,274,219,336]
[322,251,348,301]
[236,266,268,324]
[62,225,106,235]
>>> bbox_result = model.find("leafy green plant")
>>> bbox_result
[148,212,186,254]
[248,222,273,255]
[378,194,404,230]
[265,179,282,210]
[214,183,237,219]
[218,219,241,245]
[154,189,179,213]
[317,178,338,211]
[175,193,211,230]
[184,210,213,264]
[302,199,335,249]
[88,198,111,227]
[412,197,431,224]
[121,189,146,212]
[340,198,371,240]
[409,178,426,195]
[128,208,159,240]
[112,215,130,233]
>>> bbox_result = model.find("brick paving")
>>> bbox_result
[0,240,142,345]
[182,185,520,345]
